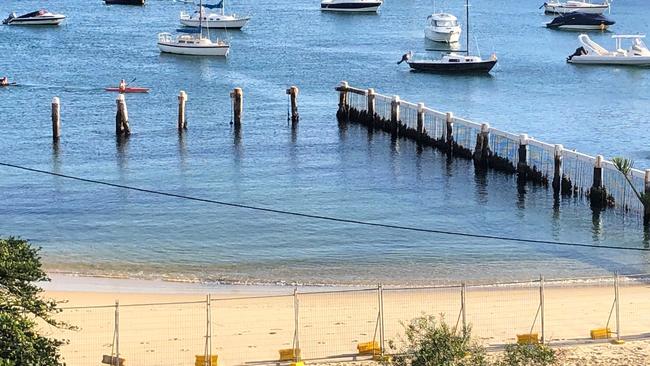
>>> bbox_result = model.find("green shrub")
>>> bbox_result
[497,343,558,366]
[385,314,488,366]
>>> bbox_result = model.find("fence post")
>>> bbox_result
[461,283,467,335]
[336,81,349,122]
[178,90,187,131]
[379,284,385,357]
[614,273,622,344]
[416,103,425,142]
[367,88,376,126]
[590,155,608,210]
[539,275,546,344]
[115,300,120,366]
[552,144,563,196]
[293,287,301,362]
[52,97,60,140]
[204,294,212,366]
[473,123,490,168]
[390,96,400,135]
[445,112,454,154]
[517,134,529,183]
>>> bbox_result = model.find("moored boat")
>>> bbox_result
[542,0,609,15]
[400,52,497,73]
[104,0,145,5]
[2,10,66,25]
[158,33,230,56]
[546,12,614,31]
[567,34,650,66]
[425,13,461,43]
[320,0,383,13]
[180,1,250,29]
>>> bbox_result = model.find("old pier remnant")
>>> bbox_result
[178,90,188,131]
[115,94,131,136]
[51,97,60,140]
[230,87,243,127]
[286,86,299,124]
[335,81,649,220]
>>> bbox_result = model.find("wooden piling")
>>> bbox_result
[645,169,650,225]
[390,96,400,135]
[589,155,609,210]
[336,81,349,121]
[367,88,376,126]
[230,87,243,127]
[286,86,299,123]
[552,144,563,195]
[51,97,60,140]
[115,94,130,136]
[473,123,490,168]
[416,103,425,142]
[445,112,454,154]
[517,134,529,182]
[178,90,187,131]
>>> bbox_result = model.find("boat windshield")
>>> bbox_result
[435,20,457,27]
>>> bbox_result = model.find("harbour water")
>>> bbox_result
[1,0,650,286]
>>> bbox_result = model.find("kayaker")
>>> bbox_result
[118,79,127,93]
[0,77,8,87]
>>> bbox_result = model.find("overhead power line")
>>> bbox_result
[0,162,647,252]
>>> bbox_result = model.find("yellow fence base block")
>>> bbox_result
[279,348,301,361]
[590,328,612,340]
[290,361,305,366]
[357,341,381,355]
[516,333,539,345]
[195,355,218,366]
[610,339,625,345]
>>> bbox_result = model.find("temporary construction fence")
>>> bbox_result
[334,82,650,224]
[48,273,650,366]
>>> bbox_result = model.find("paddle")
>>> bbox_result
[126,77,136,87]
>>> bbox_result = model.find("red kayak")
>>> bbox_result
[105,87,150,93]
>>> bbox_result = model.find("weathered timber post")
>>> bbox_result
[552,144,563,196]
[445,112,454,154]
[590,155,608,210]
[230,87,243,127]
[645,170,650,225]
[115,94,130,136]
[416,103,425,142]
[390,95,400,135]
[286,86,299,124]
[178,90,187,131]
[517,134,529,183]
[336,81,349,122]
[51,97,60,140]
[473,123,490,168]
[367,88,376,127]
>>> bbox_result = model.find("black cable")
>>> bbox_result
[1,161,647,252]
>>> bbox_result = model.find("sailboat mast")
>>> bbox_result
[199,0,203,37]
[466,0,469,54]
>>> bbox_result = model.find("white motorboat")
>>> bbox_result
[158,0,230,56]
[567,34,650,66]
[320,0,383,13]
[542,0,609,15]
[2,9,66,25]
[425,13,461,43]
[158,33,230,56]
[180,1,250,29]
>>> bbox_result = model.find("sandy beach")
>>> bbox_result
[41,276,650,366]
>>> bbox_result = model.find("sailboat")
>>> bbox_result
[399,0,496,73]
[158,0,230,56]
[180,0,250,29]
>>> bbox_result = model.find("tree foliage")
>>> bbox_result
[0,237,69,366]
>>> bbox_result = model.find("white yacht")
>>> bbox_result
[425,13,461,43]
[320,0,383,12]
[2,9,66,25]
[567,34,650,66]
[180,1,250,29]
[542,0,610,15]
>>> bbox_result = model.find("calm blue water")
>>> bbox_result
[1,0,650,286]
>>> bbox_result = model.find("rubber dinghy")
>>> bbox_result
[567,34,650,66]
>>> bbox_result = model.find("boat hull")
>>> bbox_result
[104,0,145,5]
[4,16,65,25]
[158,42,230,56]
[179,17,249,29]
[544,5,608,15]
[105,87,150,93]
[425,29,461,43]
[407,60,497,73]
[568,56,650,66]
[320,2,382,12]
[548,24,609,30]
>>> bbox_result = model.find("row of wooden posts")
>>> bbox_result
[335,82,650,224]
[49,86,301,139]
